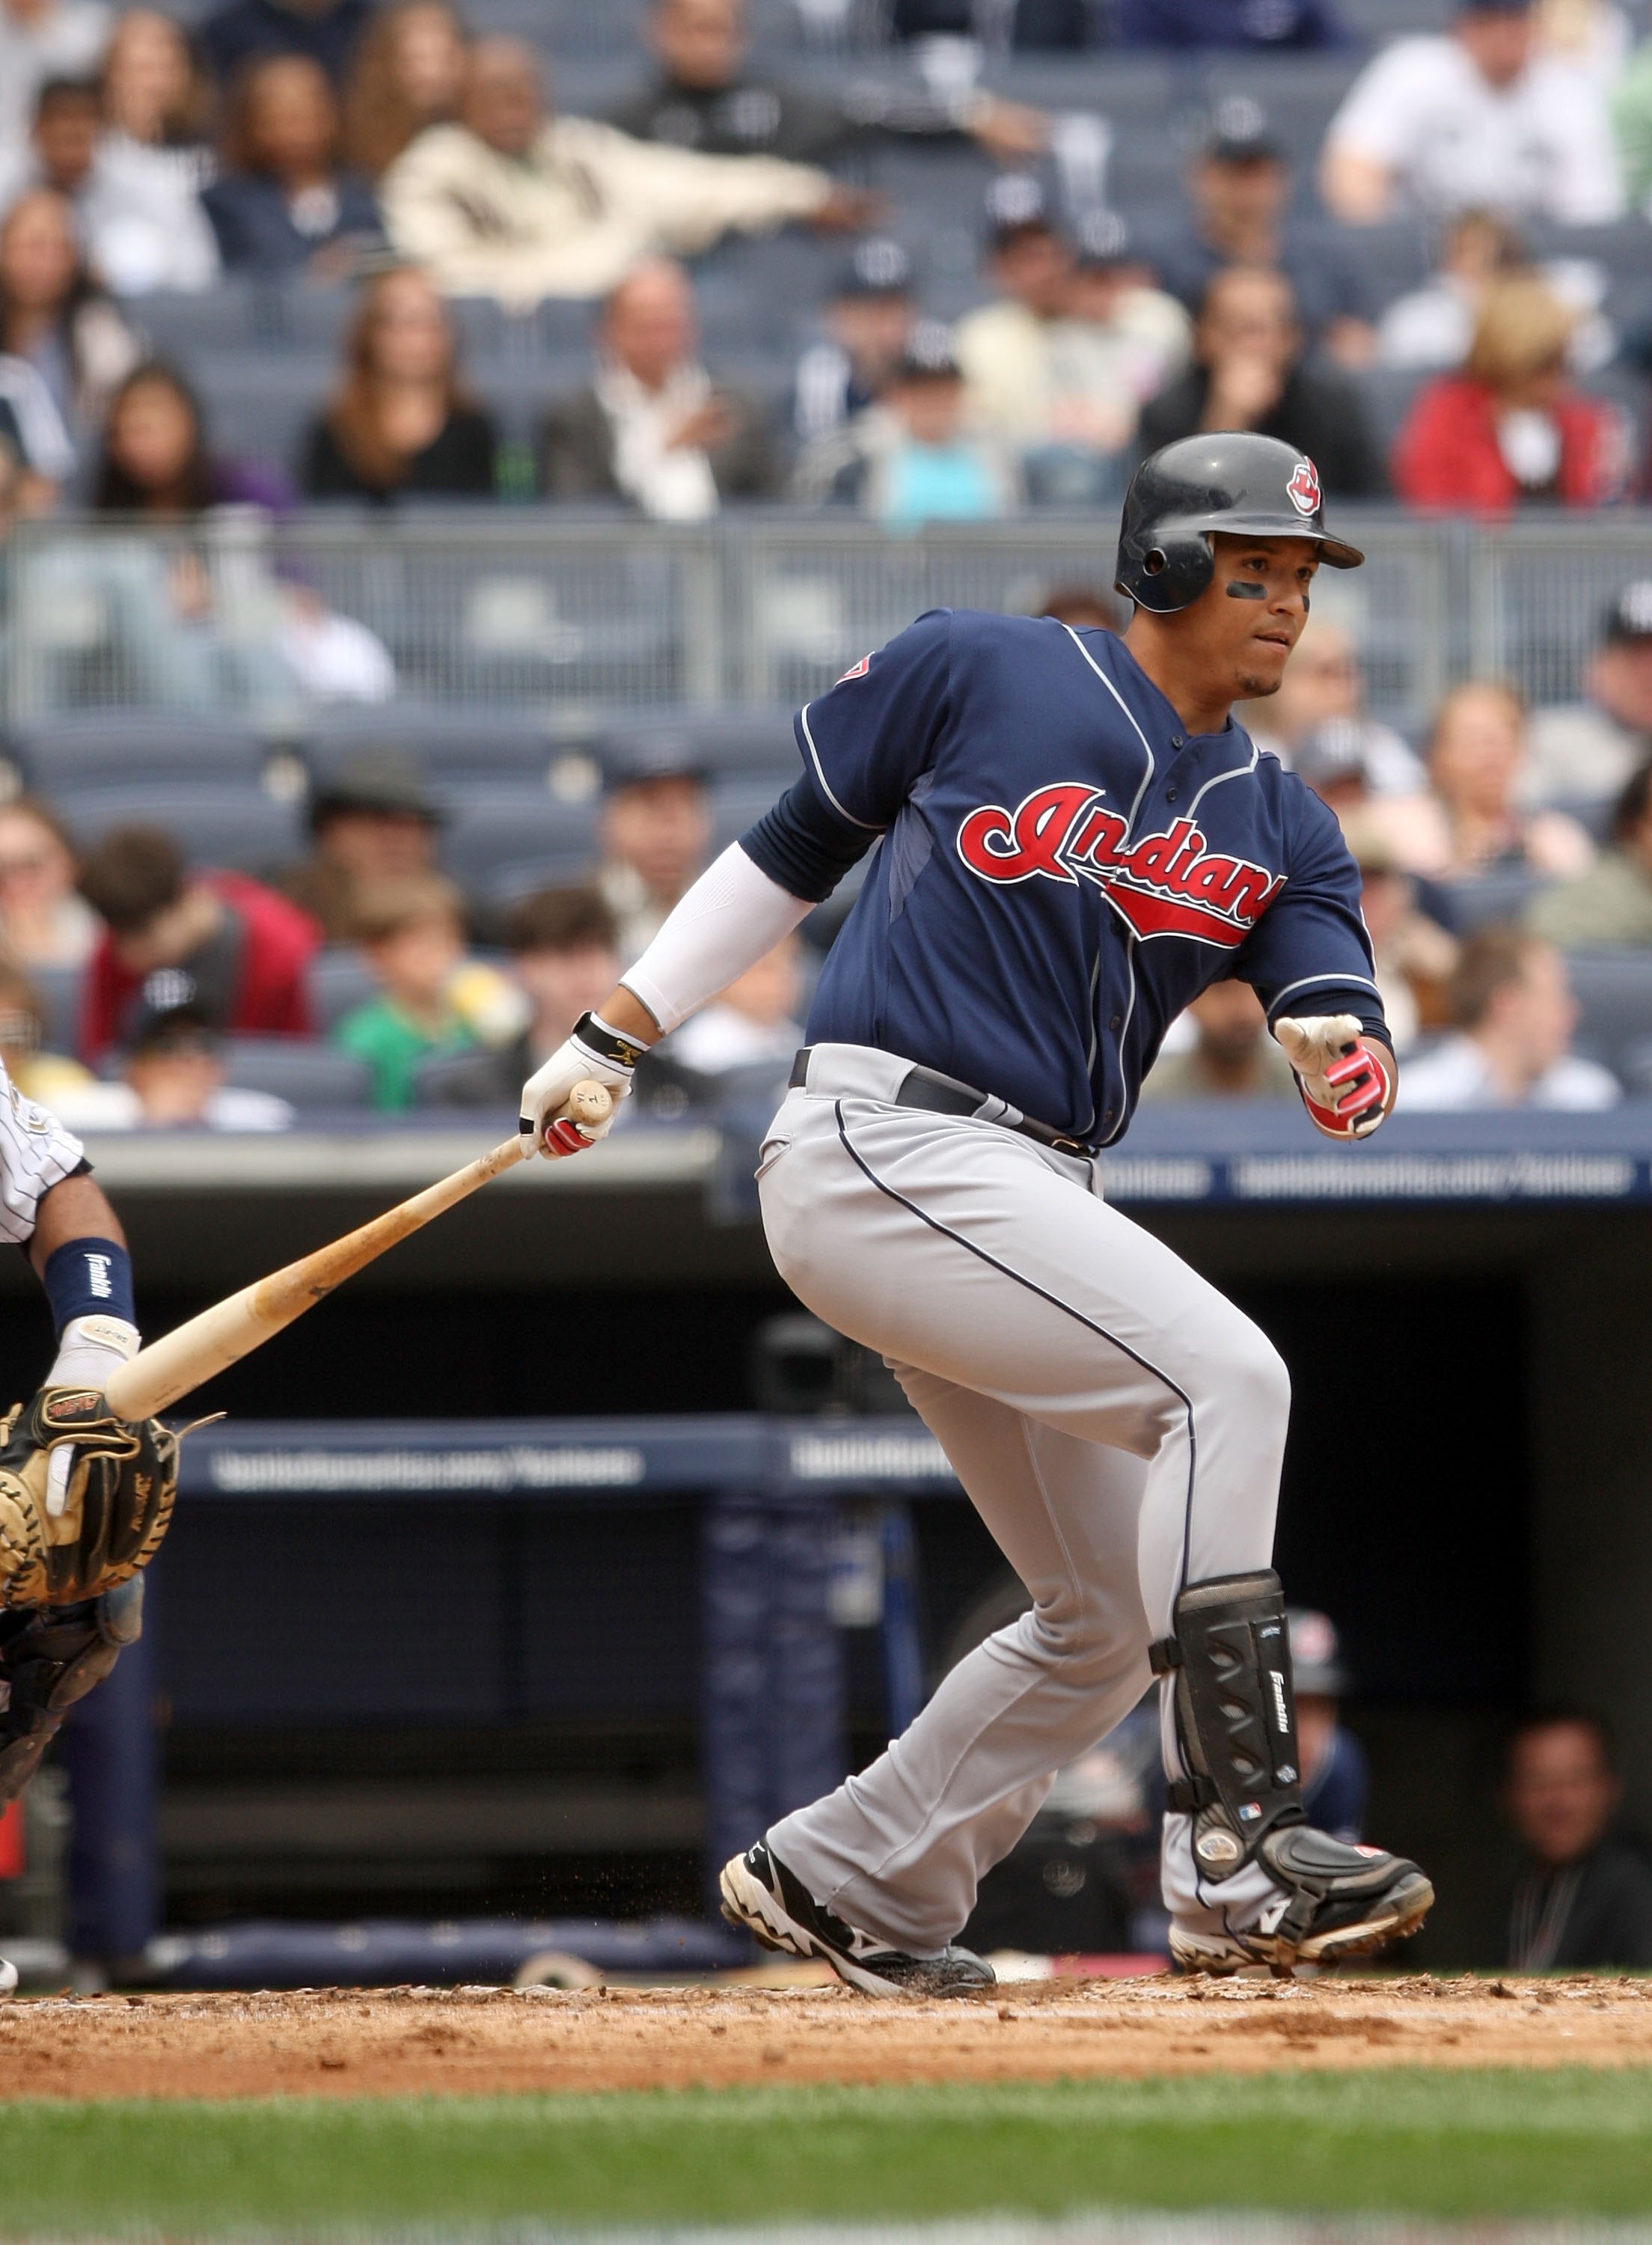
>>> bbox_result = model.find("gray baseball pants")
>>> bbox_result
[759,1043,1288,1954]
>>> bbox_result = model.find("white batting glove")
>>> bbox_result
[518,1011,642,1160]
[1273,1013,1392,1140]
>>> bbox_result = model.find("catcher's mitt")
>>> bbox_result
[0,1386,177,1609]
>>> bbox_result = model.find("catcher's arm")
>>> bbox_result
[0,1167,171,1806]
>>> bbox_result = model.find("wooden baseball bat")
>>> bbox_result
[101,1083,614,1422]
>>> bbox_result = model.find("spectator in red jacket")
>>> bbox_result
[76,825,321,1060]
[1393,271,1629,514]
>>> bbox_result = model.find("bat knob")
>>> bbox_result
[565,1081,614,1128]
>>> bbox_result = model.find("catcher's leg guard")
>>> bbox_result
[0,1577,144,1805]
[1154,1570,1433,1971]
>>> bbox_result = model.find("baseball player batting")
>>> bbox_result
[523,432,1435,1987]
[0,1081,178,1997]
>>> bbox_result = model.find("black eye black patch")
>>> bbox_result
[1225,580,1267,600]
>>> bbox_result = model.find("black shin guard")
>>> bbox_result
[1151,1569,1305,1881]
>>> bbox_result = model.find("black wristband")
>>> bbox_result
[575,1012,648,1072]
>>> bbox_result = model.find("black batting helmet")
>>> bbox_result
[1114,433,1365,615]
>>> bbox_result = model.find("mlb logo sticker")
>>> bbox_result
[1286,457,1321,516]
[836,653,872,683]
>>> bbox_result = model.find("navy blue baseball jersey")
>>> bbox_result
[741,608,1385,1144]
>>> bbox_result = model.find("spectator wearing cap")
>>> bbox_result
[951,183,1185,486]
[792,237,917,450]
[278,752,444,944]
[1118,0,1345,46]
[420,885,622,1109]
[1137,266,1383,498]
[0,0,108,181]
[1321,0,1622,226]
[1030,210,1190,495]
[381,39,866,311]
[108,1006,295,1131]
[600,735,714,962]
[1392,273,1630,514]
[1139,979,1298,1102]
[1400,927,1618,1110]
[1503,1711,1652,1971]
[201,51,382,276]
[610,0,1045,167]
[1413,680,1594,883]
[1528,584,1652,810]
[1147,101,1374,370]
[952,177,1076,456]
[539,257,778,519]
[198,0,372,91]
[810,321,1018,525]
[1287,1610,1368,1845]
[1529,757,1652,948]
[76,825,322,1063]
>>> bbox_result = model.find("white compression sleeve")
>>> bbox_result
[620,843,813,1036]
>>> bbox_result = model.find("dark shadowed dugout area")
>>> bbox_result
[0,1245,1529,1964]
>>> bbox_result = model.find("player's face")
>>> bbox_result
[1193,534,1320,702]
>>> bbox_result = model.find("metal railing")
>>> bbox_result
[2,508,1643,734]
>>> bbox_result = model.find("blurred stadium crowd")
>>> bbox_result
[1,0,1651,1120]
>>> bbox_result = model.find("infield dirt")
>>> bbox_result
[2,1975,1650,2099]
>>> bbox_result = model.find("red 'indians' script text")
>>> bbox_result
[956,783,1284,947]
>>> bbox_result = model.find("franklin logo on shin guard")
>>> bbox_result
[1270,1669,1290,1733]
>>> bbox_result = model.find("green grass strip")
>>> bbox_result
[4,2069,1651,2232]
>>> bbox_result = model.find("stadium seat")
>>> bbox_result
[1356,364,1430,463]
[599,708,801,781]
[10,713,270,793]
[52,784,303,874]
[307,947,379,1033]
[710,773,790,853]
[1434,868,1547,933]
[219,1037,373,1107]
[1564,950,1652,1076]
[439,788,602,889]
[182,352,334,473]
[302,706,557,788]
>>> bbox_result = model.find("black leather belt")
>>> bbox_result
[789,1048,1097,1158]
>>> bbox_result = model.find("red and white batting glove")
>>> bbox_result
[1273,1014,1392,1140]
[518,1012,640,1160]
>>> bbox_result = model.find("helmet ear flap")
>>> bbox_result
[1122,526,1215,616]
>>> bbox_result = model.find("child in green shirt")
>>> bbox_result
[334,874,522,1111]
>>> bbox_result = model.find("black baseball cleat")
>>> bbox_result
[1170,1824,1434,1976]
[720,1842,995,1999]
